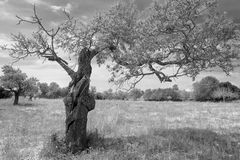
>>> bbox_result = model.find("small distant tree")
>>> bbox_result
[24,77,39,101]
[218,82,240,94]
[103,89,114,99]
[0,65,38,105]
[114,90,128,100]
[172,84,179,91]
[150,89,163,101]
[143,89,153,101]
[144,88,181,101]
[95,92,105,100]
[193,76,219,101]
[59,87,68,98]
[211,81,240,101]
[128,88,144,100]
[163,88,181,101]
[38,82,49,98]
[179,90,191,101]
[47,82,61,98]
[212,87,239,101]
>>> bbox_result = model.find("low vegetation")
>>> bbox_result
[0,98,240,160]
[193,76,240,102]
[92,76,240,102]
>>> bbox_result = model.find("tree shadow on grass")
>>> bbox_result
[41,128,240,160]
[18,103,35,107]
[17,101,43,108]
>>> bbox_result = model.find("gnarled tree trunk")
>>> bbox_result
[63,48,95,153]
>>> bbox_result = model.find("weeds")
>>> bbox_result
[1,138,21,160]
[40,128,240,160]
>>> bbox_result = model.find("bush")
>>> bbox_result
[193,76,219,101]
[143,89,153,101]
[218,82,240,95]
[193,76,240,102]
[143,88,181,101]
[211,87,239,101]
[179,90,191,101]
[128,88,144,100]
[95,92,105,100]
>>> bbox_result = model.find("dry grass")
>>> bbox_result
[0,98,240,159]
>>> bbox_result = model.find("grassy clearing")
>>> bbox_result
[0,98,240,159]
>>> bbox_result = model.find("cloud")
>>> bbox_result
[24,0,44,5]
[50,5,62,12]
[50,3,72,13]
[14,63,71,87]
[0,11,15,20]
[0,33,10,42]
[91,63,113,91]
[0,0,8,5]
[0,3,15,20]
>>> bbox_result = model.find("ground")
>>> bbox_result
[0,98,240,160]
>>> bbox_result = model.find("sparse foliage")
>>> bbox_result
[97,0,240,88]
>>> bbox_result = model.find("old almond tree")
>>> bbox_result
[0,65,38,105]
[2,0,239,153]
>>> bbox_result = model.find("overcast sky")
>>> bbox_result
[0,0,240,92]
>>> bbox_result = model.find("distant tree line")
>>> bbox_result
[143,87,190,101]
[91,76,240,102]
[1,65,239,103]
[193,76,240,102]
[38,82,68,99]
[0,65,68,104]
[91,85,190,102]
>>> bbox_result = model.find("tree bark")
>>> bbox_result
[13,91,20,105]
[63,48,95,153]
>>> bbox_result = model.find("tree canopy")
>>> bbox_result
[0,65,38,104]
[96,0,240,87]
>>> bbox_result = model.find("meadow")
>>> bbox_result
[0,98,240,160]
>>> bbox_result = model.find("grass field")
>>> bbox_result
[0,98,240,160]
